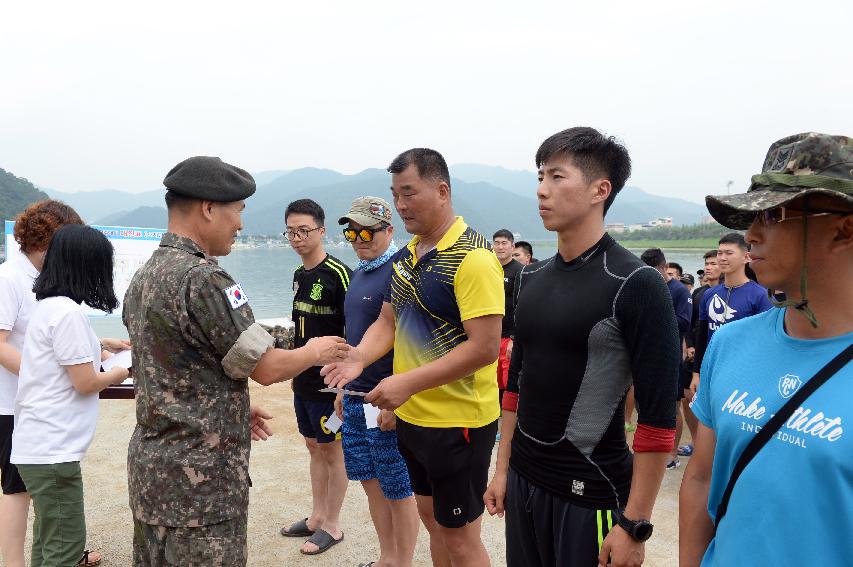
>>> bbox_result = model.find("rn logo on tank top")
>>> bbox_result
[778,374,802,399]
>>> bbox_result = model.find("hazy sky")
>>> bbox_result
[2,1,851,204]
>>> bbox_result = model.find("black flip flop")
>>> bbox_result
[300,529,344,555]
[280,518,315,538]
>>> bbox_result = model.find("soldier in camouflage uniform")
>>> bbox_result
[124,156,349,567]
[680,133,853,566]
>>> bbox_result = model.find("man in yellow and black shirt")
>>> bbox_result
[323,149,503,567]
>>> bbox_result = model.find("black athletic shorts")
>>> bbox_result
[0,415,27,495]
[294,394,340,443]
[678,360,693,401]
[506,467,616,567]
[395,418,497,528]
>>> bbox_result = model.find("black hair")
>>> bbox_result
[718,232,748,251]
[33,224,118,313]
[387,148,451,188]
[492,229,514,242]
[535,127,631,214]
[285,198,326,227]
[640,248,667,268]
[514,241,533,257]
[667,262,684,277]
[703,249,718,260]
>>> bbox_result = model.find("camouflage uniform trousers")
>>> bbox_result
[132,514,248,567]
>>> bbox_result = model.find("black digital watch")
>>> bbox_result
[613,510,654,542]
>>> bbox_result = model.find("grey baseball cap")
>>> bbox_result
[338,196,393,226]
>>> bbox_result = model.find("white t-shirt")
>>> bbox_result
[0,250,39,415]
[11,296,102,465]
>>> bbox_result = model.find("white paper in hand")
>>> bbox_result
[363,403,380,429]
[101,350,133,385]
[325,412,343,434]
[102,350,132,371]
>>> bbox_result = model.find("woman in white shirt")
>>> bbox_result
[8,222,128,567]
[0,201,91,567]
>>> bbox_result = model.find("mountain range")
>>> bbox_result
[5,165,709,240]
[1,169,50,223]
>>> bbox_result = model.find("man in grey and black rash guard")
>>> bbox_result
[484,127,679,567]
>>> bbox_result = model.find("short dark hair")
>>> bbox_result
[285,199,325,227]
[703,249,718,260]
[33,224,118,313]
[535,127,631,214]
[493,229,514,242]
[387,148,451,188]
[667,262,684,277]
[640,248,667,268]
[719,232,748,251]
[515,241,533,257]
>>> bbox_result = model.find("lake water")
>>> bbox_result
[90,242,707,339]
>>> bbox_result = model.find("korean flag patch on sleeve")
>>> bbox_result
[224,284,249,309]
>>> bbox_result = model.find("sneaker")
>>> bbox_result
[666,458,681,471]
[677,444,694,457]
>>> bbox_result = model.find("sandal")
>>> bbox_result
[300,529,344,555]
[78,550,102,566]
[280,517,315,538]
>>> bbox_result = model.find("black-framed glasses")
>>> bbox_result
[754,206,851,226]
[282,227,322,241]
[342,224,388,243]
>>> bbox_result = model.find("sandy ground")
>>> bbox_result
[3,383,688,566]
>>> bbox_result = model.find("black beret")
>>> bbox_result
[163,156,256,202]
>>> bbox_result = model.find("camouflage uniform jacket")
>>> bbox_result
[123,233,274,527]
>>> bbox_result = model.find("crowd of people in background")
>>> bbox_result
[0,129,850,567]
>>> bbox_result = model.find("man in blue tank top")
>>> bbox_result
[334,197,420,567]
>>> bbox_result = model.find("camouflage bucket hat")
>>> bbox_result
[706,132,853,229]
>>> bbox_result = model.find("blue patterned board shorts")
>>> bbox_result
[342,395,413,500]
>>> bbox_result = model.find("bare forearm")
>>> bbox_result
[494,410,517,475]
[69,367,123,395]
[252,346,317,386]
[679,474,714,566]
[0,342,21,376]
[623,451,669,519]
[355,317,395,368]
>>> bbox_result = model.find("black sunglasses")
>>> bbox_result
[343,224,389,243]
[754,206,851,226]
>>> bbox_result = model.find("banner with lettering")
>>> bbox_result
[4,220,165,317]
